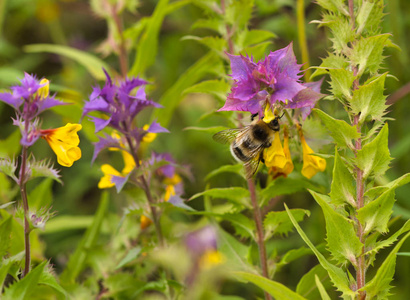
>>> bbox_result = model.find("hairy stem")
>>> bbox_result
[247,173,272,300]
[296,0,312,81]
[19,146,31,277]
[220,0,234,54]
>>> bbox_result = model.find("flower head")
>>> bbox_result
[219,44,324,117]
[98,150,136,189]
[298,125,326,179]
[41,123,82,167]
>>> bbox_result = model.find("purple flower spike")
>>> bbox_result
[147,121,169,134]
[219,43,322,116]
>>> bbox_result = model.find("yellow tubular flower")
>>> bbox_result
[140,215,153,230]
[98,164,122,189]
[121,150,136,174]
[268,126,294,179]
[42,123,82,167]
[264,131,287,169]
[36,78,49,99]
[199,250,225,269]
[298,126,326,179]
[142,124,157,143]
[164,185,176,202]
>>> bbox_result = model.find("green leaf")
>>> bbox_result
[365,220,410,256]
[43,215,94,234]
[357,189,395,234]
[218,227,252,271]
[356,123,391,179]
[27,178,53,210]
[129,0,169,75]
[28,159,61,184]
[0,129,21,157]
[313,109,360,149]
[315,14,353,52]
[278,246,313,268]
[205,164,244,181]
[329,149,356,206]
[0,216,12,257]
[264,209,310,238]
[350,73,388,124]
[328,68,355,99]
[189,187,251,209]
[235,271,307,300]
[260,177,319,206]
[60,192,109,284]
[3,261,47,300]
[225,0,254,28]
[116,247,141,269]
[151,52,224,127]
[349,34,390,76]
[24,44,109,80]
[310,52,348,79]
[182,35,227,53]
[356,1,373,34]
[237,29,276,50]
[285,204,355,297]
[315,274,332,300]
[365,173,410,200]
[183,79,230,100]
[361,232,410,299]
[315,0,348,15]
[39,268,68,298]
[191,18,224,34]
[0,157,18,182]
[296,264,329,300]
[309,191,363,265]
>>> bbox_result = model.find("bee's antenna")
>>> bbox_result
[279,111,285,119]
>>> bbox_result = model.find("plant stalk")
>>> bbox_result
[296,0,312,81]
[112,5,128,78]
[247,174,272,300]
[19,146,31,277]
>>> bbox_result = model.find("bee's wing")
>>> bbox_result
[213,128,247,144]
[243,148,264,179]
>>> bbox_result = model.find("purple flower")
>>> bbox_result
[82,70,162,133]
[149,152,176,178]
[185,226,218,258]
[219,43,323,116]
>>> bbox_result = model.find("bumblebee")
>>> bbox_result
[213,112,283,179]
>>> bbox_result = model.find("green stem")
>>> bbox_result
[112,6,128,78]
[296,0,311,81]
[19,146,31,277]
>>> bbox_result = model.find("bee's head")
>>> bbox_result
[267,111,284,132]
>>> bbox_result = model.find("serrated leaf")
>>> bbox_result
[3,261,47,300]
[365,220,410,256]
[350,74,388,124]
[296,264,329,300]
[313,109,360,149]
[318,14,354,52]
[309,191,363,265]
[237,29,276,50]
[182,79,230,100]
[310,52,348,79]
[205,164,244,181]
[39,267,68,298]
[191,18,224,34]
[264,209,310,238]
[218,227,252,271]
[356,1,374,34]
[24,44,109,80]
[365,173,410,200]
[129,0,169,75]
[329,149,356,206]
[260,177,319,206]
[349,34,390,76]
[43,215,94,234]
[316,0,348,15]
[328,68,355,99]
[28,159,61,184]
[360,232,410,299]
[357,189,395,234]
[285,204,355,297]
[225,0,253,28]
[0,157,18,182]
[116,247,141,269]
[60,192,109,284]
[27,178,53,210]
[240,41,272,61]
[152,52,224,127]
[278,246,312,268]
[183,36,227,53]
[235,271,307,300]
[356,123,391,179]
[0,216,12,257]
[189,187,251,209]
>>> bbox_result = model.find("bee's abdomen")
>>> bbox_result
[231,140,251,162]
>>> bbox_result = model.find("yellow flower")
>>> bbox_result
[98,150,135,189]
[199,250,225,269]
[298,126,326,179]
[36,78,49,99]
[266,126,294,179]
[42,123,82,167]
[140,215,153,230]
[164,185,176,202]
[142,124,157,143]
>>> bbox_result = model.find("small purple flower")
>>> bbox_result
[185,226,218,258]
[219,43,323,116]
[82,70,162,134]
[149,152,176,178]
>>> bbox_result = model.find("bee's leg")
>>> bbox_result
[259,151,265,164]
[251,113,258,121]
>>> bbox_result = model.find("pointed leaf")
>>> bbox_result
[356,123,391,179]
[329,149,356,206]
[3,261,47,300]
[285,204,356,297]
[235,271,307,300]
[264,209,310,238]
[218,227,252,272]
[0,216,12,257]
[328,68,355,99]
[309,191,363,265]
[183,79,230,100]
[365,173,410,200]
[190,187,251,209]
[357,189,395,234]
[0,157,18,182]
[278,246,313,268]
[316,0,348,15]
[27,178,53,210]
[361,232,410,299]
[39,268,68,298]
[315,274,332,300]
[296,264,329,299]
[350,74,388,124]
[205,164,244,181]
[310,52,348,79]
[314,109,360,149]
[28,159,61,183]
